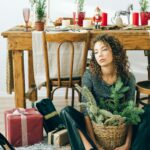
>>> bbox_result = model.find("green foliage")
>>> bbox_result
[75,0,85,12]
[110,78,129,113]
[29,0,46,21]
[76,84,125,126]
[119,101,144,125]
[98,77,130,114]
[75,84,96,105]
[139,0,149,12]
[75,77,144,126]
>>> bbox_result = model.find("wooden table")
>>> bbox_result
[1,27,150,108]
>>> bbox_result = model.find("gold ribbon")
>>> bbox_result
[44,111,58,120]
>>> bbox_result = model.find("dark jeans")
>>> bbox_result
[0,133,15,150]
[60,106,97,150]
[131,105,150,150]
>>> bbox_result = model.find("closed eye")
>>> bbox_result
[102,48,108,51]
[94,51,98,55]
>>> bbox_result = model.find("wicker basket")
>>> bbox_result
[92,122,127,150]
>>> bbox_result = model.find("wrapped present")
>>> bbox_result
[48,128,69,146]
[4,108,43,147]
[36,98,64,133]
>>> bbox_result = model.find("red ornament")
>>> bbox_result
[93,6,102,29]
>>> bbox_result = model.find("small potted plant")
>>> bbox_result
[74,0,85,26]
[76,0,84,12]
[139,0,150,25]
[30,0,47,31]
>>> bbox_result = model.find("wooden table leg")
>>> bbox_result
[145,50,150,80]
[147,51,150,80]
[13,51,25,108]
[28,51,37,104]
[147,51,150,104]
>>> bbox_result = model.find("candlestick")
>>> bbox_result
[132,12,139,26]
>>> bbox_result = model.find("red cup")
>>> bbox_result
[73,12,85,26]
[140,12,150,25]
[132,12,139,26]
[101,12,107,26]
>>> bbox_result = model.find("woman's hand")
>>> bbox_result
[114,144,129,150]
[114,126,132,150]
[95,143,105,150]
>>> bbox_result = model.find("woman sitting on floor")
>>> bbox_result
[60,34,135,150]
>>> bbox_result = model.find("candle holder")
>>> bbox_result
[23,8,30,32]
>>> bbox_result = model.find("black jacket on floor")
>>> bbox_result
[36,98,64,134]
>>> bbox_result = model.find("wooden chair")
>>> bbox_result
[42,31,89,107]
[136,80,150,106]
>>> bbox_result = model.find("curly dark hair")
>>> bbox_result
[90,34,130,80]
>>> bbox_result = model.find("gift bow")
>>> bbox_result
[12,108,39,115]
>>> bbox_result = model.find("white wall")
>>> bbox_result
[0,0,30,96]
[0,0,148,96]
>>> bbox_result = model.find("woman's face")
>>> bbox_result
[94,41,113,67]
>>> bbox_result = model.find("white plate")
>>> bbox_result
[82,27,93,30]
[46,27,69,32]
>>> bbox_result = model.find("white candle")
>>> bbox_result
[83,20,91,27]
[148,20,150,26]
[62,20,70,28]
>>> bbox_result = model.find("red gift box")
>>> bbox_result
[5,108,43,147]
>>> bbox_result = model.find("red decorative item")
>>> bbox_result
[73,12,77,25]
[140,12,150,25]
[101,12,108,26]
[73,12,85,26]
[78,12,85,26]
[93,15,102,23]
[5,108,43,147]
[132,12,139,26]
[93,6,102,29]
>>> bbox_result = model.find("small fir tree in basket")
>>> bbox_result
[75,78,144,150]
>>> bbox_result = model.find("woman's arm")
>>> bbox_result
[114,125,132,150]
[85,115,104,150]
[85,116,97,144]
[124,126,132,149]
[126,73,136,101]
[82,70,104,149]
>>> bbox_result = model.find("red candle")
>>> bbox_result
[101,12,107,26]
[132,12,139,26]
